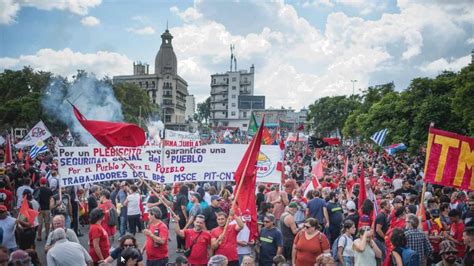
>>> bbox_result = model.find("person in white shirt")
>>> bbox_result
[338,220,356,266]
[0,205,17,252]
[47,228,92,266]
[124,185,142,235]
[236,213,253,265]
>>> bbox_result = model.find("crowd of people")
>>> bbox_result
[0,137,473,266]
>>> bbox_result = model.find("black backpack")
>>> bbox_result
[108,207,118,227]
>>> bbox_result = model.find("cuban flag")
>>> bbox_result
[370,128,388,146]
[30,140,48,159]
[384,143,407,155]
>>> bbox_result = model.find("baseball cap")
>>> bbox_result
[39,177,47,185]
[346,200,356,211]
[439,240,458,254]
[288,202,298,209]
[211,195,222,201]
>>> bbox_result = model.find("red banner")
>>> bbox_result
[423,128,474,190]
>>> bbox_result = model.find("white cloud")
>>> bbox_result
[302,0,334,8]
[0,48,132,78]
[0,0,102,24]
[80,16,100,26]
[467,38,474,45]
[170,6,203,23]
[419,55,471,74]
[0,0,20,24]
[126,26,155,35]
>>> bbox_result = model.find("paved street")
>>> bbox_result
[36,222,180,265]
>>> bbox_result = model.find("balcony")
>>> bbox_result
[163,93,172,98]
[162,100,174,106]
[211,105,227,111]
[176,102,186,111]
[211,81,229,86]
[240,80,251,85]
[211,89,228,94]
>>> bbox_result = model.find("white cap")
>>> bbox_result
[346,200,356,211]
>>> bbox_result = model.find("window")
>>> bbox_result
[232,86,236,90]
[232,77,237,82]
[212,79,216,84]
[231,112,236,116]
[243,112,247,118]
[231,103,236,107]
[232,95,236,99]
[244,77,248,82]
[243,123,247,127]
[222,112,225,115]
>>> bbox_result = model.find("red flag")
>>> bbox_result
[3,134,12,165]
[276,138,285,171]
[234,115,265,241]
[312,160,324,178]
[342,156,349,177]
[19,196,38,225]
[357,164,367,213]
[304,177,321,196]
[72,104,146,147]
[17,149,23,161]
[262,127,272,145]
[31,172,36,184]
[323,137,341,145]
[24,155,30,170]
[297,124,304,131]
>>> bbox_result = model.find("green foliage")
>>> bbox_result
[195,97,211,124]
[307,95,360,137]
[0,68,157,134]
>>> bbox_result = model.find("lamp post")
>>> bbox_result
[350,79,358,95]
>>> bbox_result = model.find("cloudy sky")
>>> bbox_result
[0,0,472,110]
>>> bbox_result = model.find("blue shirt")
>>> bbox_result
[259,227,283,265]
[307,198,326,223]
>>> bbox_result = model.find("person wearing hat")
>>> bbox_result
[344,200,359,234]
[258,214,283,266]
[436,240,461,266]
[280,202,299,262]
[184,192,202,229]
[202,195,223,231]
[36,176,53,241]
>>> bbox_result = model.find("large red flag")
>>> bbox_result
[262,127,272,145]
[19,195,38,225]
[3,135,12,165]
[72,104,146,147]
[234,115,265,241]
[342,156,349,177]
[357,164,367,212]
[323,137,341,145]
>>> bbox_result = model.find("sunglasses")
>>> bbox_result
[123,244,135,248]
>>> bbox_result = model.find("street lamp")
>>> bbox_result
[350,80,358,95]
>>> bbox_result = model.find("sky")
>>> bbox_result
[0,0,472,110]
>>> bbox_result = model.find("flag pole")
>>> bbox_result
[418,122,434,227]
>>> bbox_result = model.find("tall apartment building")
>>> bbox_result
[113,28,189,130]
[209,65,265,130]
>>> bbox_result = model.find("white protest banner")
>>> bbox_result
[15,120,52,148]
[57,144,281,187]
[162,130,201,147]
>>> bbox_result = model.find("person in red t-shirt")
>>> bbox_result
[173,214,211,265]
[88,208,110,264]
[0,180,13,211]
[98,190,116,243]
[447,209,465,257]
[143,207,169,265]
[210,210,244,266]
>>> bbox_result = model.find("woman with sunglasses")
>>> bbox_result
[292,218,330,266]
[101,235,143,265]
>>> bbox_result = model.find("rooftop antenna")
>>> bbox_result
[230,44,235,72]
[166,20,169,30]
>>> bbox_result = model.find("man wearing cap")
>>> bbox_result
[184,192,202,229]
[211,210,244,266]
[36,176,53,241]
[203,195,223,231]
[46,228,92,266]
[436,240,461,266]
[0,205,16,252]
[280,202,299,262]
[259,214,283,266]
[344,200,359,233]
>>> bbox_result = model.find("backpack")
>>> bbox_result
[331,234,348,262]
[400,247,419,266]
[108,207,118,227]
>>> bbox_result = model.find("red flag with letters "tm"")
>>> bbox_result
[72,104,146,147]
[234,115,265,241]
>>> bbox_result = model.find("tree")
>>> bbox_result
[112,82,159,126]
[195,97,211,124]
